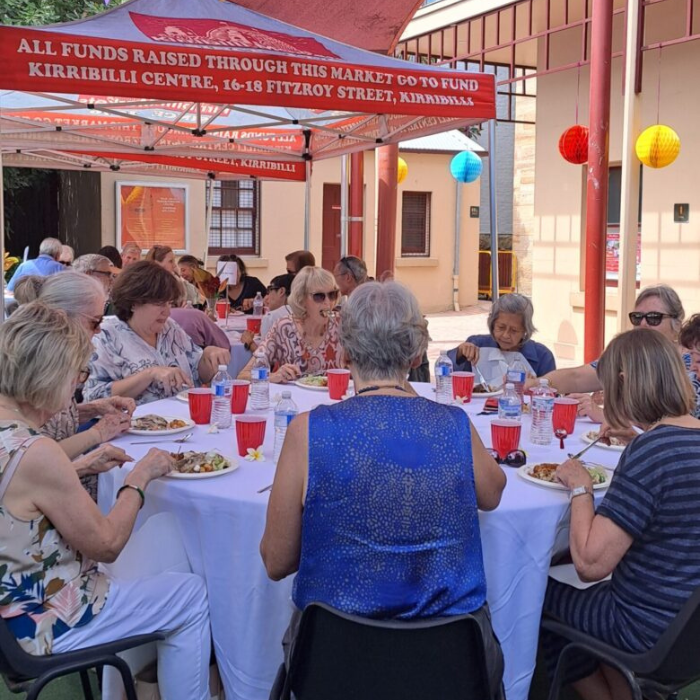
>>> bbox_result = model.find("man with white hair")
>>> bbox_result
[6,237,65,292]
[72,254,119,295]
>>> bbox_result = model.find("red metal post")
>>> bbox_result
[348,152,364,258]
[583,0,614,362]
[376,144,399,278]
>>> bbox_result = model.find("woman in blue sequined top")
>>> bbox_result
[261,281,507,696]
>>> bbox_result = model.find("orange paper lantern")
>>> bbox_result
[558,125,589,165]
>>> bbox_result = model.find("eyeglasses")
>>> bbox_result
[77,367,90,384]
[629,311,676,327]
[310,290,340,304]
[90,269,115,280]
[59,261,72,267]
[486,449,527,467]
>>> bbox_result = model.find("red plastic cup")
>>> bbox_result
[187,388,213,425]
[327,369,351,400]
[216,299,228,320]
[491,419,522,460]
[235,416,267,457]
[452,371,475,401]
[231,379,250,414]
[553,398,578,435]
[246,317,262,334]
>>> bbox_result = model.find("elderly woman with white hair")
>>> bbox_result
[261,282,507,698]
[238,266,343,384]
[449,293,556,377]
[33,272,136,499]
[0,303,212,698]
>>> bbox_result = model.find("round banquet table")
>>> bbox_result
[99,383,622,700]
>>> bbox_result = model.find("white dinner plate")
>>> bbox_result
[128,416,194,436]
[294,379,328,391]
[176,391,190,403]
[580,431,626,452]
[165,459,240,480]
[470,389,503,399]
[517,464,610,491]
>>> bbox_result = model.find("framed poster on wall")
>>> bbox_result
[116,182,189,253]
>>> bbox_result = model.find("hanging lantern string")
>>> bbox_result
[656,47,662,124]
[575,64,581,124]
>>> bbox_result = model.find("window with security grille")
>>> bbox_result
[401,192,431,257]
[207,180,260,256]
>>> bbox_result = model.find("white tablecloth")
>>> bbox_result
[99,384,621,700]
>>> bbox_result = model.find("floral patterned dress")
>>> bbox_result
[0,421,109,655]
[257,316,342,375]
[84,317,203,405]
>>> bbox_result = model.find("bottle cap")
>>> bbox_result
[281,391,292,398]
[218,364,227,371]
[539,378,549,385]
[505,383,514,390]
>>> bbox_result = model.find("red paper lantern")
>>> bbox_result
[558,125,589,164]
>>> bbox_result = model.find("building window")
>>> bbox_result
[605,165,642,287]
[401,192,431,257]
[207,180,260,256]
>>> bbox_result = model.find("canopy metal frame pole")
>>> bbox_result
[453,178,462,312]
[303,161,311,250]
[488,119,499,302]
[0,149,5,323]
[203,177,214,266]
[340,154,348,257]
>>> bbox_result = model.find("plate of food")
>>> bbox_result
[295,375,329,390]
[166,450,238,479]
[471,383,503,398]
[581,430,626,452]
[518,463,610,490]
[128,415,194,435]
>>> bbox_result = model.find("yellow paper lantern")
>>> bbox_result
[635,124,681,169]
[397,157,408,184]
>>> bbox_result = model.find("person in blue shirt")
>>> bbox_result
[448,293,556,377]
[6,238,65,292]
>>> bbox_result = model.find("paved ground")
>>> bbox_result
[425,302,492,374]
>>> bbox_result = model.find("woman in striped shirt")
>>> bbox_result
[544,328,700,700]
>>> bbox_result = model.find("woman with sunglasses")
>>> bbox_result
[238,267,343,384]
[527,285,700,422]
[26,272,136,500]
[261,282,506,698]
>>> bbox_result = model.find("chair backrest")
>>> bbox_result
[0,615,42,681]
[640,586,700,683]
[288,603,492,700]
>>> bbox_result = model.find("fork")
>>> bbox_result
[131,432,194,445]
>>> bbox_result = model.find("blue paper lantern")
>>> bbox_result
[450,150,483,183]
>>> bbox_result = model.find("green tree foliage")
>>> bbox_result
[0,0,127,26]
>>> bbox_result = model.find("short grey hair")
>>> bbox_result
[0,301,92,414]
[73,254,111,274]
[288,266,338,318]
[338,256,368,284]
[635,284,685,332]
[39,237,63,259]
[340,281,429,381]
[38,271,106,318]
[121,242,141,255]
[487,293,537,344]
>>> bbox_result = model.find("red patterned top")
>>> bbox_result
[257,316,342,374]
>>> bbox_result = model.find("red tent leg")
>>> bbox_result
[584,0,614,362]
[376,144,398,279]
[349,152,364,258]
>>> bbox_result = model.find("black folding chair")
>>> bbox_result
[543,587,700,700]
[273,602,502,700]
[0,615,164,700]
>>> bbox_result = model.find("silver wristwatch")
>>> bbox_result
[569,485,593,502]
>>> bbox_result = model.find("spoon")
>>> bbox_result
[555,428,568,450]
[131,432,194,445]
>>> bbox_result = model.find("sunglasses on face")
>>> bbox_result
[628,311,675,327]
[59,261,72,267]
[310,290,340,303]
[86,315,103,332]
[91,269,115,280]
[78,367,91,384]
[486,449,527,467]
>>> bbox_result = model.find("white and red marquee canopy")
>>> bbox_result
[0,0,495,181]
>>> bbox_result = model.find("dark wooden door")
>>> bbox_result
[322,183,341,272]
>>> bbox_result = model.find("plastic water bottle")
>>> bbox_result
[506,359,527,405]
[250,349,270,410]
[434,351,453,405]
[253,291,264,318]
[273,391,298,462]
[210,365,233,429]
[530,378,555,445]
[498,383,522,421]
